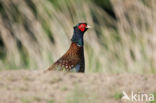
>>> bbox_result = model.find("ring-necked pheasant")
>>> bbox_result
[46,23,90,72]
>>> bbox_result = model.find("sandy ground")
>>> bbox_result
[0,70,156,103]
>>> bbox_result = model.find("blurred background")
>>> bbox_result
[0,0,156,73]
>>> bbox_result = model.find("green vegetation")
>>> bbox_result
[113,92,123,100]
[21,98,31,103]
[61,86,68,91]
[47,99,55,103]
[66,87,97,103]
[150,92,156,103]
[0,0,156,73]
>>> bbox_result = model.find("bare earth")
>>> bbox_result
[0,70,156,103]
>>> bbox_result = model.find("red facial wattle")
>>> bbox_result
[78,24,87,32]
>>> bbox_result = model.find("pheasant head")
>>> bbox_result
[71,23,91,46]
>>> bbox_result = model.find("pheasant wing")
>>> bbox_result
[47,56,80,71]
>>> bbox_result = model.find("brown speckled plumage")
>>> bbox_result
[47,43,85,72]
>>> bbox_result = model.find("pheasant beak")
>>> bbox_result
[86,25,91,28]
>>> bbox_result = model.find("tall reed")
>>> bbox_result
[0,0,155,73]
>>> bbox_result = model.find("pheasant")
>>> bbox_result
[46,23,90,72]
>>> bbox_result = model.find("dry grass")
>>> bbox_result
[0,0,156,73]
[0,70,156,103]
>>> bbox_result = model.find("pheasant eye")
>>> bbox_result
[78,24,86,32]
